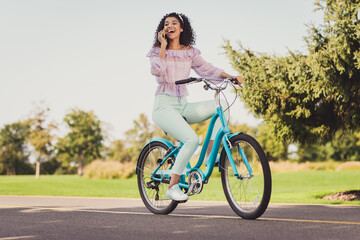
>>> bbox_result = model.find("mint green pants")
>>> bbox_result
[152,94,224,175]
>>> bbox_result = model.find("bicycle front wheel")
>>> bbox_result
[137,141,178,214]
[220,133,271,219]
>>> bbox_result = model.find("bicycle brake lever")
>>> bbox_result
[203,81,212,91]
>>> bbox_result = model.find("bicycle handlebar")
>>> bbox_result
[175,77,243,92]
[175,77,242,119]
[175,77,239,86]
[174,77,200,85]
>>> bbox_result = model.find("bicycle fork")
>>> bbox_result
[222,136,254,179]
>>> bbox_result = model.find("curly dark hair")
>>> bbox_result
[153,12,196,48]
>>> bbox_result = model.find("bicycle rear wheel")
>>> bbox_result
[137,141,178,214]
[220,133,271,219]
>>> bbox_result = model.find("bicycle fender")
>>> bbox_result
[218,132,243,172]
[228,132,243,139]
[135,138,175,175]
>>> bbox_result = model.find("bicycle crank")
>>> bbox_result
[187,170,203,196]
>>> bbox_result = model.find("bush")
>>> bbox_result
[335,162,360,171]
[54,166,78,175]
[41,158,61,174]
[83,160,136,179]
[269,161,341,172]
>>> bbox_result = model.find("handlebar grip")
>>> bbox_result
[229,78,239,85]
[175,77,199,85]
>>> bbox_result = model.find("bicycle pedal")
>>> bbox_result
[174,200,188,204]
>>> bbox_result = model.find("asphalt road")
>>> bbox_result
[0,196,359,240]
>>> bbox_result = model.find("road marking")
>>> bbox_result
[1,204,359,225]
[259,217,360,225]
[0,236,36,240]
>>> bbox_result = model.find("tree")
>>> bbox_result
[0,122,32,175]
[223,0,360,144]
[26,106,56,178]
[297,131,360,162]
[120,113,174,162]
[106,139,132,162]
[56,109,104,176]
[257,124,289,162]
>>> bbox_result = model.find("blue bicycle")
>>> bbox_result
[136,77,271,219]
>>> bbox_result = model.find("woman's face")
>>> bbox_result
[163,17,183,40]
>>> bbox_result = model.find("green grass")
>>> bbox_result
[0,170,359,205]
[0,175,140,198]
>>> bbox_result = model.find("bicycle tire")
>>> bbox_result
[137,141,178,214]
[220,133,271,219]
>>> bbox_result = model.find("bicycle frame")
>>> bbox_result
[148,93,254,190]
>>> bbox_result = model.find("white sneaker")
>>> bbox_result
[166,184,189,201]
[204,153,220,167]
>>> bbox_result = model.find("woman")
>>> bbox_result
[147,12,242,202]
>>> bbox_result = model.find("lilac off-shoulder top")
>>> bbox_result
[146,47,224,97]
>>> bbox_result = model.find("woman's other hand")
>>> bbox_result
[220,72,243,85]
[235,76,243,84]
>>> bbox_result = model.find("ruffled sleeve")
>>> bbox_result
[147,48,167,77]
[191,49,224,80]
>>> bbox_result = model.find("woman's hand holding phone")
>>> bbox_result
[158,27,168,46]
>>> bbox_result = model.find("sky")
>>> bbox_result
[0,0,323,142]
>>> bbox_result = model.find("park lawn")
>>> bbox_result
[0,175,139,198]
[0,170,359,205]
